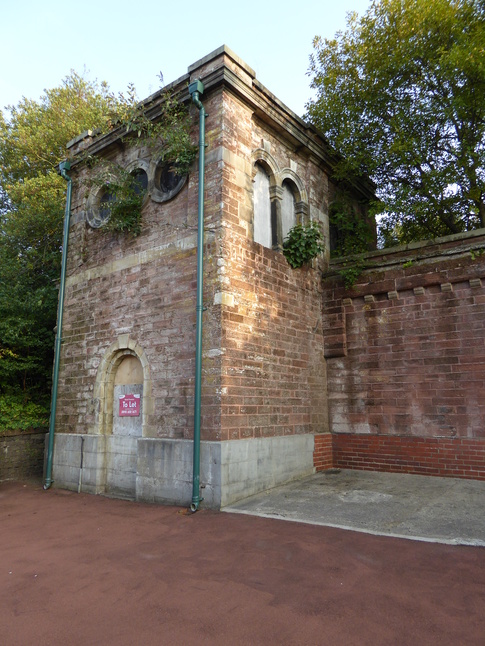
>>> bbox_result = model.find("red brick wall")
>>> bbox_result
[332,435,485,480]
[313,434,333,471]
[217,90,330,442]
[57,89,225,441]
[56,56,335,445]
[321,231,485,479]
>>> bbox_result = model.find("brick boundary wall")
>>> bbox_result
[313,434,333,471]
[317,229,485,481]
[0,430,46,482]
[331,434,485,481]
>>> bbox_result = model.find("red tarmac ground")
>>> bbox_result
[1,480,485,645]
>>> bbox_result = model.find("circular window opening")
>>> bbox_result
[99,188,116,222]
[159,163,181,193]
[130,168,148,195]
[86,186,115,228]
[152,160,187,203]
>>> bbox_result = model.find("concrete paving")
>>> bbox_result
[223,469,485,546]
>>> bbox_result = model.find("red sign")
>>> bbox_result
[119,394,141,417]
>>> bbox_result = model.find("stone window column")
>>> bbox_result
[295,201,309,224]
[269,185,284,250]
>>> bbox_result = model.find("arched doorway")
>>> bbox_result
[105,354,144,498]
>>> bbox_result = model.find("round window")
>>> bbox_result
[151,160,187,203]
[86,186,115,228]
[130,168,148,195]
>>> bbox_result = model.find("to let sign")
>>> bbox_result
[119,393,141,417]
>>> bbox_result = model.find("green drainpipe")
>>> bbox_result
[188,80,207,512]
[44,161,72,490]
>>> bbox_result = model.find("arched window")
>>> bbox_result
[253,163,272,248]
[281,180,297,242]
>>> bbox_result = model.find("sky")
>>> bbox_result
[1,0,371,119]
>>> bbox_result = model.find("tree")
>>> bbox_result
[307,0,485,245]
[0,72,195,430]
[0,73,120,429]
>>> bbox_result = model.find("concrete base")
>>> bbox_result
[51,433,316,508]
[224,469,485,546]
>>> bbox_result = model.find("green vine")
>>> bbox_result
[328,192,373,288]
[338,263,365,289]
[85,83,197,236]
[329,193,373,258]
[89,165,145,236]
[283,221,325,268]
[109,84,197,175]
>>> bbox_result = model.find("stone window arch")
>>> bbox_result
[253,162,272,248]
[281,179,297,242]
[86,181,115,229]
[150,156,188,203]
[252,149,309,251]
[280,168,309,227]
[85,154,187,229]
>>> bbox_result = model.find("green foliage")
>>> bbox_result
[470,248,485,260]
[107,82,197,175]
[90,165,145,236]
[105,175,144,236]
[0,394,49,433]
[0,71,196,432]
[83,84,196,236]
[338,263,365,289]
[329,193,374,257]
[307,0,485,244]
[283,221,325,268]
[0,73,127,429]
[327,194,372,287]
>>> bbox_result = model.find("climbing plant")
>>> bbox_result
[283,221,325,268]
[329,194,373,258]
[327,193,374,287]
[88,165,145,236]
[85,84,197,236]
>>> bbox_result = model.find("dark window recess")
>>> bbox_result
[158,162,182,193]
[130,168,148,195]
[99,189,116,222]
[329,222,341,254]
[151,159,187,203]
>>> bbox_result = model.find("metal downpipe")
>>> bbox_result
[188,80,207,512]
[44,161,72,490]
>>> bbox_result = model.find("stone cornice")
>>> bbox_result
[66,46,375,201]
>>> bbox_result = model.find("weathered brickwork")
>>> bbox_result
[1,431,45,481]
[51,46,371,505]
[58,89,224,443]
[52,45,485,501]
[313,433,333,471]
[213,87,337,442]
[332,435,485,480]
[322,230,485,479]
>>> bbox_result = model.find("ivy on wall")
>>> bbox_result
[283,221,325,268]
[86,87,197,236]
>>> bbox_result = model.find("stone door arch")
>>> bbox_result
[92,337,152,498]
